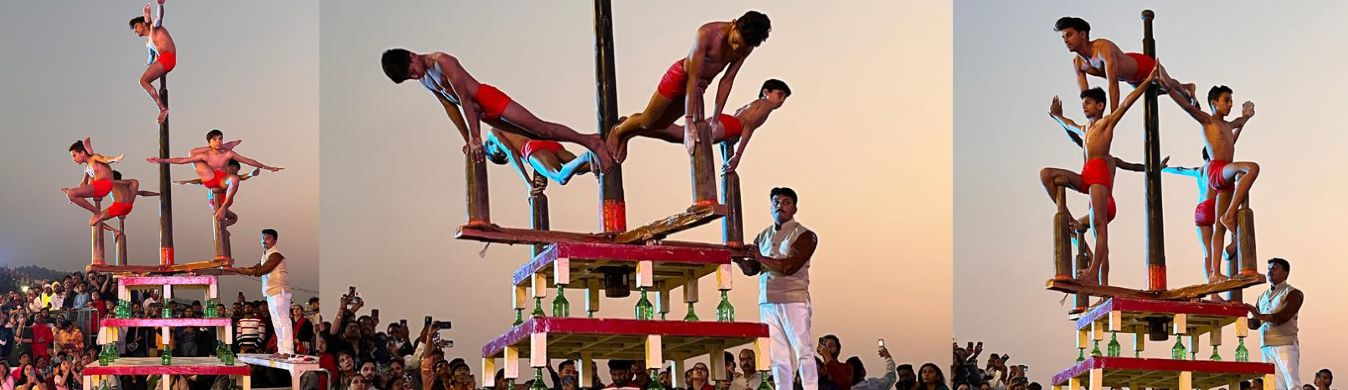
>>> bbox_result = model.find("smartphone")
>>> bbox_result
[400,319,408,327]
[425,316,433,327]
[372,309,380,318]
[433,320,452,329]
[878,338,885,347]
[349,286,356,296]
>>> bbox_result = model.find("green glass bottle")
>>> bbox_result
[100,380,111,390]
[532,368,549,390]
[552,285,570,317]
[716,290,734,322]
[684,302,699,322]
[513,308,524,326]
[647,368,666,390]
[1076,347,1085,362]
[757,371,774,390]
[635,288,654,320]
[161,346,173,365]
[224,347,236,366]
[1234,337,1249,362]
[1209,345,1222,361]
[162,306,172,319]
[532,297,546,318]
[1170,338,1186,360]
[1090,339,1102,357]
[1106,332,1121,357]
[98,344,110,366]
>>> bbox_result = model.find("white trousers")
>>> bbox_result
[760,301,817,390]
[267,291,294,355]
[1261,344,1300,390]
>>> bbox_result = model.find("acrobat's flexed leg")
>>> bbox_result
[1039,167,1084,205]
[528,150,592,185]
[140,62,169,124]
[62,185,101,214]
[496,103,614,172]
[214,174,243,221]
[1219,162,1260,230]
[607,92,685,163]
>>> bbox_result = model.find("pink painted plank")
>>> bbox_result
[482,317,767,357]
[1051,357,1274,386]
[101,318,232,328]
[1076,298,1249,330]
[82,357,250,376]
[118,276,218,288]
[513,242,733,285]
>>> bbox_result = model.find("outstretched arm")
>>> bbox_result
[225,152,282,172]
[724,125,755,174]
[1074,57,1090,93]
[83,138,95,156]
[1105,66,1158,124]
[151,0,165,28]
[487,132,532,186]
[1114,158,1145,172]
[1101,48,1121,112]
[147,154,204,165]
[1163,77,1210,124]
[1048,96,1086,138]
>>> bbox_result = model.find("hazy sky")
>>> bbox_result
[0,2,320,300]
[955,1,1348,383]
[320,0,951,375]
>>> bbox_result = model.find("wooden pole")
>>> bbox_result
[719,143,744,247]
[466,152,492,226]
[1053,187,1072,280]
[1073,228,1090,312]
[92,199,106,266]
[1237,200,1257,276]
[158,75,175,267]
[1141,10,1166,291]
[690,122,718,207]
[595,0,625,233]
[115,218,127,266]
[211,192,229,261]
[530,174,550,257]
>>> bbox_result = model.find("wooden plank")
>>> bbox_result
[1046,279,1156,299]
[1075,298,1248,332]
[118,276,218,288]
[1157,274,1264,300]
[614,204,725,244]
[236,354,322,371]
[1051,357,1274,387]
[101,318,232,328]
[456,225,612,245]
[482,317,767,360]
[82,357,250,376]
[88,258,230,274]
[514,242,731,285]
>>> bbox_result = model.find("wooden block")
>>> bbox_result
[637,260,655,288]
[208,283,218,300]
[242,374,251,390]
[645,335,663,368]
[1091,321,1104,341]
[1179,371,1192,390]
[1088,368,1102,390]
[657,282,671,316]
[1069,376,1081,390]
[1134,327,1146,352]
[482,358,497,387]
[504,346,520,379]
[514,286,527,310]
[709,345,726,381]
[1236,318,1249,338]
[1210,325,1223,347]
[682,274,699,304]
[671,359,685,389]
[1264,374,1275,390]
[164,285,173,301]
[1189,334,1200,358]
[1174,314,1188,335]
[1108,311,1122,332]
[530,333,548,368]
[716,264,734,290]
[554,258,571,286]
[532,273,547,299]
[586,279,601,315]
[226,325,234,345]
[580,353,594,388]
[1077,329,1089,349]
[755,337,772,371]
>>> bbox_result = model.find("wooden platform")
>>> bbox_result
[101,318,232,328]
[89,258,232,274]
[1051,357,1273,389]
[456,205,727,247]
[482,317,767,361]
[1075,298,1247,333]
[81,357,251,376]
[613,204,725,243]
[119,275,218,288]
[1046,273,1264,301]
[512,242,731,288]
[237,354,322,370]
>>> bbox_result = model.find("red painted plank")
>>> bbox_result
[1052,357,1274,386]
[82,357,250,376]
[101,318,232,328]
[482,317,767,357]
[1076,298,1249,330]
[513,242,732,285]
[119,276,217,287]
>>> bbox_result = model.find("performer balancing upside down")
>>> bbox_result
[1055,16,1198,112]
[1157,65,1259,283]
[146,129,283,222]
[1040,66,1157,287]
[226,229,295,358]
[484,129,595,189]
[637,79,790,174]
[379,48,615,171]
[606,11,773,162]
[129,0,176,124]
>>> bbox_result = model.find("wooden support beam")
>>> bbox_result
[614,204,725,244]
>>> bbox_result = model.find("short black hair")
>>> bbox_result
[846,356,865,385]
[1028,383,1042,390]
[736,11,772,47]
[760,79,791,98]
[1081,87,1107,105]
[608,360,634,370]
[559,360,576,370]
[381,48,414,83]
[207,129,224,141]
[1054,17,1090,34]
[1208,85,1233,108]
[69,141,87,154]
[1318,368,1333,378]
[309,297,320,303]
[112,170,123,180]
[487,146,509,165]
[820,334,841,350]
[261,228,279,241]
[129,17,146,29]
[1201,148,1210,161]
[724,351,735,364]
[770,187,798,204]
[228,159,241,170]
[1268,257,1290,272]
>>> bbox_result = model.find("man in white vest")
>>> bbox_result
[1244,258,1303,390]
[734,187,820,390]
[228,228,293,358]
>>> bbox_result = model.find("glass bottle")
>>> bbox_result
[716,290,734,322]
[552,285,570,317]
[635,288,654,320]
[684,302,698,322]
[1106,332,1121,357]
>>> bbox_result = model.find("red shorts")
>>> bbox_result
[91,179,113,198]
[717,114,744,139]
[521,140,564,160]
[157,51,177,72]
[106,202,134,218]
[1079,158,1115,222]
[1124,52,1154,85]
[201,169,227,189]
[475,84,512,122]
[1194,199,1216,226]
[1205,160,1234,192]
[657,59,689,100]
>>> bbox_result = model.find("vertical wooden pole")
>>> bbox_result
[595,0,626,234]
[1053,187,1072,280]
[690,121,717,207]
[92,199,106,265]
[1141,10,1167,291]
[467,152,492,226]
[530,173,550,256]
[116,218,127,266]
[720,143,744,246]
[158,75,175,267]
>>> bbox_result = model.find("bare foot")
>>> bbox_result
[1220,212,1237,231]
[157,108,168,124]
[1208,273,1230,284]
[89,214,105,226]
